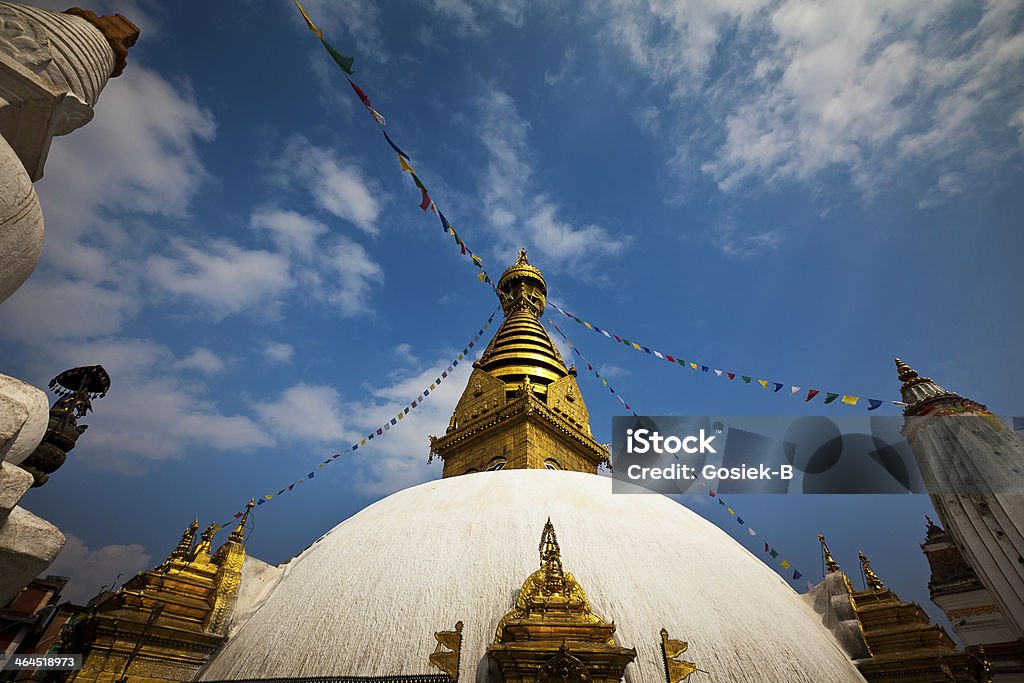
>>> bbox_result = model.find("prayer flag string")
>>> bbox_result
[550,318,808,587]
[222,308,499,523]
[293,0,503,298]
[551,304,902,412]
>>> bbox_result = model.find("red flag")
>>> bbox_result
[419,188,431,210]
[708,490,715,497]
[764,542,769,552]
[805,389,821,402]
[727,372,736,380]
[347,77,371,107]
[665,355,675,363]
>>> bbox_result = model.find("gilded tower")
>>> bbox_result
[62,501,254,683]
[895,359,1024,679]
[429,250,609,477]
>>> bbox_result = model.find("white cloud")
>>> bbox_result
[430,0,485,36]
[250,209,329,260]
[253,384,351,445]
[264,342,295,364]
[173,348,226,375]
[147,239,292,317]
[321,237,384,315]
[633,105,661,134]
[477,85,629,270]
[596,0,1024,202]
[277,137,384,236]
[47,534,152,605]
[544,48,576,86]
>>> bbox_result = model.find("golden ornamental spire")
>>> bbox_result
[169,519,199,560]
[817,534,841,573]
[194,523,219,558]
[229,498,255,543]
[858,551,886,592]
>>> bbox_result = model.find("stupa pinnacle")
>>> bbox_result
[429,250,609,476]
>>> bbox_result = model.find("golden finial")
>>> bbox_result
[817,534,841,573]
[517,247,529,264]
[538,517,567,594]
[229,498,255,543]
[169,519,199,560]
[194,522,219,558]
[894,357,919,384]
[858,550,886,591]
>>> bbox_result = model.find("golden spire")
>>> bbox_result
[194,523,219,558]
[858,550,886,591]
[817,533,841,573]
[229,498,255,543]
[894,357,963,411]
[169,519,199,560]
[538,517,567,594]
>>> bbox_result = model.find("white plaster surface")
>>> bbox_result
[0,134,43,303]
[0,460,33,525]
[203,470,866,683]
[0,373,49,466]
[0,504,65,605]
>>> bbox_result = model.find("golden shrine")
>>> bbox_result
[486,519,637,683]
[814,534,991,682]
[60,501,254,683]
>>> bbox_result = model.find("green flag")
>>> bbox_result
[321,38,354,75]
[824,393,839,404]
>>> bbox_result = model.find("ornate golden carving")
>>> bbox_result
[488,520,636,683]
[495,518,604,642]
[659,629,698,683]
[429,621,463,681]
[858,551,886,592]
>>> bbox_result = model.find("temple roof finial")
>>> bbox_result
[817,534,841,573]
[858,551,886,591]
[169,519,199,560]
[230,498,255,543]
[894,357,917,383]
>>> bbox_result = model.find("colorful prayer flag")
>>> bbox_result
[770,549,779,558]
[780,560,790,569]
[727,372,736,380]
[824,393,839,404]
[382,129,409,160]
[419,188,431,210]
[773,382,783,392]
[867,399,883,411]
[748,528,757,536]
[742,376,752,383]
[793,570,802,580]
[806,389,820,402]
[399,156,415,174]
[323,39,355,75]
[758,379,768,389]
[841,395,859,405]
[294,0,323,38]
[790,386,801,396]
[737,517,744,524]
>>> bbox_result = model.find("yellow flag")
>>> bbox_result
[294,0,323,39]
[758,379,768,389]
[689,362,698,370]
[842,395,859,405]
[633,343,643,351]
[471,254,483,265]
[399,156,415,174]
[727,507,734,515]
[780,560,790,569]
[477,272,486,282]
[584,322,593,329]
[265,494,274,500]
[360,438,367,445]
[601,379,608,386]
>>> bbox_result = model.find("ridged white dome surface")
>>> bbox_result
[202,470,865,683]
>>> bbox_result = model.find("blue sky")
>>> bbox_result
[2,0,1022,635]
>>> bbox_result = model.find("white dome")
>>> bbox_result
[202,470,865,683]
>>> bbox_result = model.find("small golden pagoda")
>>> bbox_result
[811,536,990,682]
[486,518,637,683]
[429,250,608,477]
[62,501,254,683]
